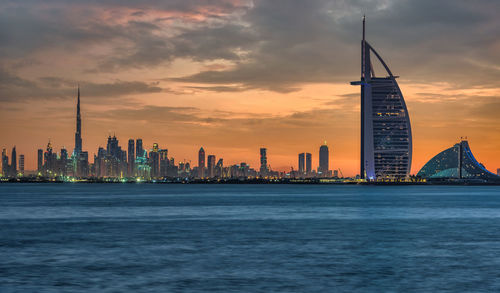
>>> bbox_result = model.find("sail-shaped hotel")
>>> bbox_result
[351,17,412,180]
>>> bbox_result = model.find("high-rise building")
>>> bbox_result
[94,147,107,178]
[106,135,118,157]
[198,147,205,178]
[136,154,151,179]
[105,135,125,177]
[44,141,54,175]
[60,148,68,176]
[306,153,312,175]
[77,151,89,177]
[319,142,329,176]
[37,149,43,173]
[11,146,17,177]
[351,16,412,180]
[207,155,216,178]
[216,158,224,178]
[19,154,24,175]
[74,86,82,157]
[128,139,135,176]
[159,149,168,177]
[239,162,249,178]
[166,157,177,177]
[136,139,143,158]
[150,143,160,178]
[60,148,68,160]
[133,138,150,179]
[72,86,89,177]
[298,153,305,174]
[2,148,8,177]
[260,148,268,175]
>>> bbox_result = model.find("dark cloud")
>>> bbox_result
[97,103,355,131]
[0,0,252,69]
[94,105,202,124]
[82,81,162,97]
[185,85,250,92]
[322,95,359,108]
[0,4,124,58]
[413,92,499,104]
[130,11,146,17]
[173,0,500,91]
[338,93,359,98]
[93,22,258,72]
[0,68,162,102]
[0,0,498,92]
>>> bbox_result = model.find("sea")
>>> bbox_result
[1,183,500,292]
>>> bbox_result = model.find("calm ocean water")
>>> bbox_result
[1,184,500,292]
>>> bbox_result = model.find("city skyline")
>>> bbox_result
[0,1,499,176]
[1,87,338,179]
[0,87,336,179]
[2,86,338,175]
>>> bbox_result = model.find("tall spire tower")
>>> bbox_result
[74,85,82,156]
[351,16,412,180]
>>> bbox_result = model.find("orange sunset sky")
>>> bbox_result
[0,0,499,176]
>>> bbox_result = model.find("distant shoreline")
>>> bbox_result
[2,178,500,186]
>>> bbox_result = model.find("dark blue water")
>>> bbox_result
[2,184,500,292]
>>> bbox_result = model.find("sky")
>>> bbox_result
[0,0,499,175]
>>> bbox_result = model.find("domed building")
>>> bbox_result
[417,140,499,181]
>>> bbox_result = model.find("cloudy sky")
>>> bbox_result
[1,0,499,175]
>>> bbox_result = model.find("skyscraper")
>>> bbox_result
[298,153,305,174]
[216,158,224,178]
[2,149,8,176]
[95,147,107,177]
[260,148,268,175]
[306,153,312,175]
[74,86,82,156]
[37,149,43,173]
[351,16,412,180]
[19,154,24,175]
[167,157,177,177]
[60,148,68,160]
[103,135,128,177]
[72,86,89,177]
[134,139,149,179]
[198,147,205,178]
[207,155,216,178]
[77,151,89,177]
[159,149,168,177]
[60,148,68,176]
[11,146,17,177]
[319,142,329,176]
[44,141,54,175]
[128,139,135,176]
[150,143,160,178]
[106,135,119,157]
[136,139,143,158]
